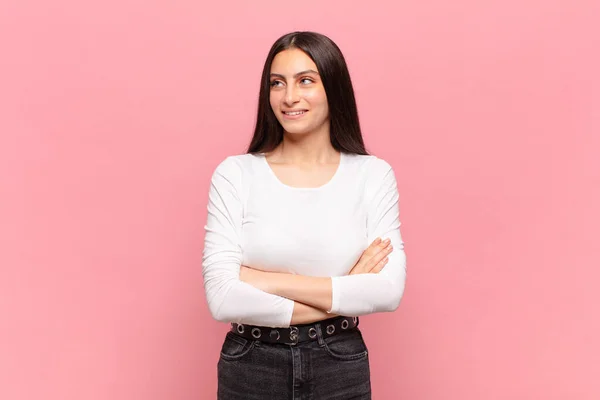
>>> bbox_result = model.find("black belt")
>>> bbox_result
[230,316,359,345]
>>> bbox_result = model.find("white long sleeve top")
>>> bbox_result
[202,151,407,328]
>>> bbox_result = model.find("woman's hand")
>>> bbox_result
[348,237,393,275]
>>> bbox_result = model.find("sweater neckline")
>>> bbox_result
[258,151,345,191]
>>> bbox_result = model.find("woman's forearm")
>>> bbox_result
[240,266,333,312]
[291,301,338,325]
[238,267,337,324]
[265,273,333,312]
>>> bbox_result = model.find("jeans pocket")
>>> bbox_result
[322,329,369,361]
[219,332,257,361]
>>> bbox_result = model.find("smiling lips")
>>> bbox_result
[282,110,308,119]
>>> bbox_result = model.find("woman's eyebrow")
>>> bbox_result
[270,69,320,79]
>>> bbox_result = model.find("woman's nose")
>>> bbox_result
[284,86,300,105]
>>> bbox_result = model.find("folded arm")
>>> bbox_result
[203,157,405,327]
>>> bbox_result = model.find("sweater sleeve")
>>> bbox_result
[329,158,407,316]
[201,156,295,327]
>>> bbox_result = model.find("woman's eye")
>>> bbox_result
[270,80,283,87]
[300,78,314,84]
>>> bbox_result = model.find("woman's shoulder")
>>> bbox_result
[209,153,265,189]
[212,153,260,173]
[343,152,393,175]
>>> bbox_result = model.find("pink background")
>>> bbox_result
[1,0,599,399]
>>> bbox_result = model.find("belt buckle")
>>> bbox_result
[284,326,299,345]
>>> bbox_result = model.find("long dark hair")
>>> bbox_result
[246,31,369,156]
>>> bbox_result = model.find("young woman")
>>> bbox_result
[202,31,407,399]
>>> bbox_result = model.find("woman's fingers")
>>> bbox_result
[367,243,393,272]
[364,237,382,257]
[348,238,393,276]
[364,237,390,258]
[371,256,389,273]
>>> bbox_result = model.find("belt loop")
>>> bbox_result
[315,323,326,347]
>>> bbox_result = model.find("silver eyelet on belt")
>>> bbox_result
[251,328,262,339]
[341,319,349,329]
[284,326,299,345]
[236,324,245,334]
[289,326,299,342]
[308,328,317,338]
[326,324,335,335]
[269,329,280,340]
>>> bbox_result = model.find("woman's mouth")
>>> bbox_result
[282,110,308,119]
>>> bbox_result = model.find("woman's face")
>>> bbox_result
[269,48,329,136]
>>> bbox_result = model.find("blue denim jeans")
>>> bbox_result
[217,322,372,399]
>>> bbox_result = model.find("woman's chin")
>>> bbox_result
[281,125,312,135]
